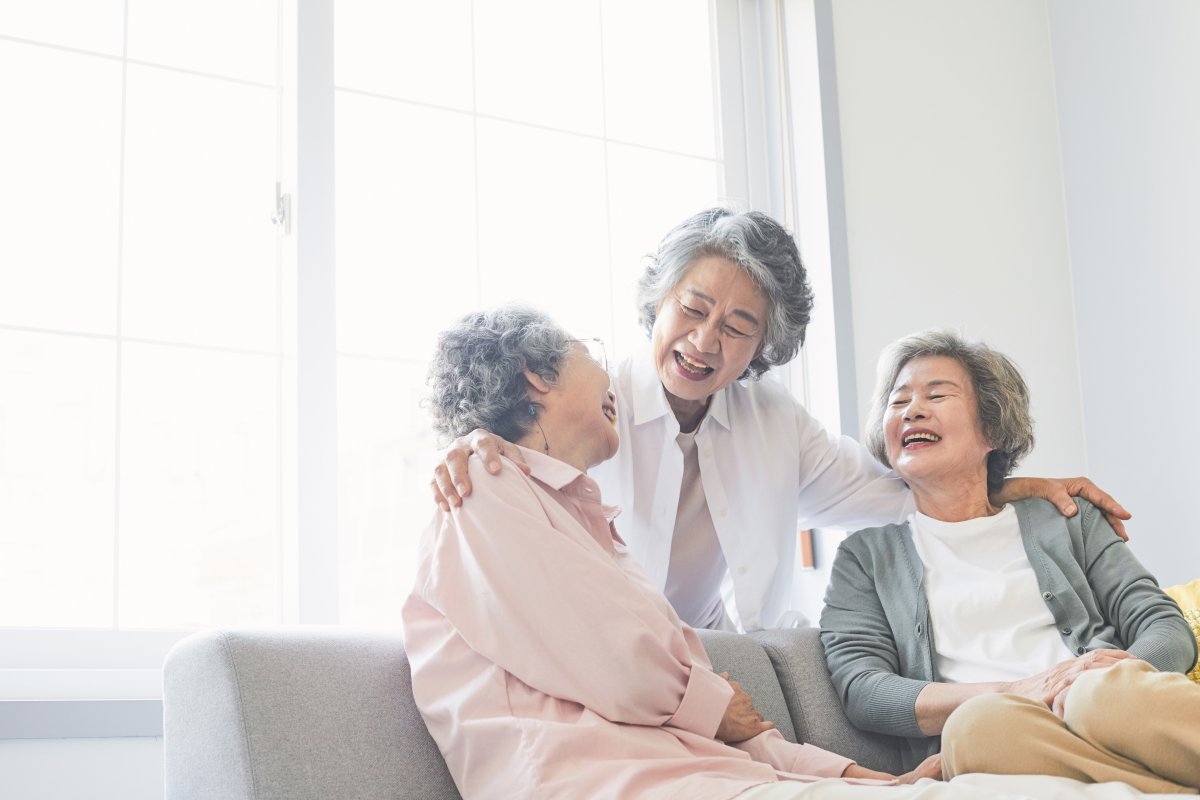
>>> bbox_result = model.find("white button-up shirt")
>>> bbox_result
[591,345,912,631]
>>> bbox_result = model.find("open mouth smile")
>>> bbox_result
[602,402,617,426]
[902,431,942,448]
[674,350,714,379]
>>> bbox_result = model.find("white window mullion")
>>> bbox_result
[113,0,131,633]
[779,0,856,437]
[713,0,786,218]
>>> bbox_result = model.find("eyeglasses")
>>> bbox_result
[574,337,608,372]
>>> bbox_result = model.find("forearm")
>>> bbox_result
[990,476,1033,507]
[1082,504,1198,674]
[842,764,895,781]
[734,730,854,778]
[826,666,930,737]
[793,409,911,530]
[913,681,1008,736]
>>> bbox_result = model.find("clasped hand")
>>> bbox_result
[715,673,774,743]
[1005,649,1137,716]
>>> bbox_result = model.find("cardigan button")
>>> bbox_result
[1042,591,1053,600]
[1062,627,1072,635]
[1077,647,1086,655]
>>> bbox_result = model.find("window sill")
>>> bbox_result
[0,699,162,739]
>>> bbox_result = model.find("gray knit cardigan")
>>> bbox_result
[819,497,1197,770]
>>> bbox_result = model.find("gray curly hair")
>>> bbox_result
[863,329,1035,493]
[427,305,573,444]
[636,207,814,379]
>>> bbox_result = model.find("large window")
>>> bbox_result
[1,1,284,701]
[332,0,730,624]
[1,0,825,706]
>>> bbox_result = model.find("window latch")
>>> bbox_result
[271,181,292,235]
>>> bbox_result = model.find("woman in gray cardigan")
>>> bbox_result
[820,329,1199,793]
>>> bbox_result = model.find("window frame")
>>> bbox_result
[0,0,839,738]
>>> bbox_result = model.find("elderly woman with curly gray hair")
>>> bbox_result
[403,305,944,800]
[820,330,1200,792]
[430,207,1129,634]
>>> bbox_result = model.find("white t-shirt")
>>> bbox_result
[910,505,1074,683]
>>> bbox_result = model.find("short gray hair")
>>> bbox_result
[863,329,1035,493]
[426,305,573,444]
[636,207,813,380]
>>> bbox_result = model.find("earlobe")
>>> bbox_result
[524,369,552,395]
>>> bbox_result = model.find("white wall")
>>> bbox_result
[0,738,162,800]
[826,0,1199,587]
[1048,0,1200,586]
[829,0,1089,482]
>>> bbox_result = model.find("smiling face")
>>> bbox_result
[884,355,993,492]
[542,343,619,470]
[650,256,769,413]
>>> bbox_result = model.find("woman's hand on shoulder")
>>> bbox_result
[994,476,1131,541]
[430,429,528,512]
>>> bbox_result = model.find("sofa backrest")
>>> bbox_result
[164,627,904,799]
[164,628,460,800]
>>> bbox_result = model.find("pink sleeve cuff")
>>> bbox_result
[790,743,855,778]
[734,730,856,777]
[666,665,733,737]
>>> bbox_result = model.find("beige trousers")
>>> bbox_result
[942,660,1200,794]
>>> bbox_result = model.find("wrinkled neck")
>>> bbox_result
[665,391,710,434]
[909,470,1000,522]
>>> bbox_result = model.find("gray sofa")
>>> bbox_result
[163,626,906,800]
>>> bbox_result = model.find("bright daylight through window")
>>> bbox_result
[0,0,768,699]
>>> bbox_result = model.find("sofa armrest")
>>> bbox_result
[751,628,906,775]
[163,628,460,800]
[694,629,798,743]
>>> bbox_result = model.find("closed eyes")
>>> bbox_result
[675,297,751,337]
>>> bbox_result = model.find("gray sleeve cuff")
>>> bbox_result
[1127,621,1199,674]
[844,670,930,739]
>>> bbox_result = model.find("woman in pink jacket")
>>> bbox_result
[402,305,940,800]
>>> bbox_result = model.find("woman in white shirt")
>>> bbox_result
[431,208,1129,632]
[820,329,1198,791]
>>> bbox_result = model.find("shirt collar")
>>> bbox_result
[516,444,588,490]
[629,340,732,432]
[706,381,731,430]
[514,444,623,526]
[630,340,674,426]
